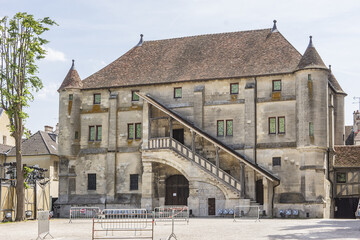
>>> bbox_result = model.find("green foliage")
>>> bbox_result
[23,166,34,189]
[0,12,57,130]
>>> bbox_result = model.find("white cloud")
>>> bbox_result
[44,47,67,62]
[35,82,59,100]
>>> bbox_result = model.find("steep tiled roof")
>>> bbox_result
[296,36,327,70]
[82,29,302,89]
[0,144,12,155]
[58,60,82,91]
[328,68,346,94]
[334,145,360,167]
[7,131,57,156]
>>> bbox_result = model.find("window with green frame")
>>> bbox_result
[174,87,182,98]
[269,117,276,134]
[128,123,142,139]
[309,122,314,137]
[135,123,142,139]
[93,93,101,104]
[89,126,95,141]
[336,172,346,183]
[272,80,281,91]
[230,83,239,94]
[128,124,134,139]
[278,117,285,134]
[217,120,224,136]
[226,120,233,136]
[132,90,140,101]
[96,126,102,141]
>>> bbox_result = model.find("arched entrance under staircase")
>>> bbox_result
[165,175,189,205]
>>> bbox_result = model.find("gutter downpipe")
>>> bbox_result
[327,147,333,217]
[271,181,280,217]
[254,77,257,164]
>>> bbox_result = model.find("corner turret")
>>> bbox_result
[58,60,82,92]
[296,36,327,71]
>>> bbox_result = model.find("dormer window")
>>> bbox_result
[230,83,239,94]
[272,80,281,91]
[93,93,101,104]
[174,87,182,98]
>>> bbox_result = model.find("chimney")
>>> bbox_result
[44,125,54,133]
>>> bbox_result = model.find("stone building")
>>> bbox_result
[0,108,15,146]
[56,21,346,218]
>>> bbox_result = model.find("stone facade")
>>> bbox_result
[56,23,346,218]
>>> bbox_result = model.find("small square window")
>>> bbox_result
[226,120,233,136]
[130,174,139,190]
[278,117,285,134]
[217,120,224,137]
[93,93,101,104]
[88,174,96,190]
[135,123,142,139]
[272,157,281,166]
[230,83,239,94]
[89,126,95,141]
[69,94,73,101]
[269,117,276,134]
[132,90,140,101]
[272,80,281,91]
[128,124,134,139]
[174,87,182,98]
[336,172,346,183]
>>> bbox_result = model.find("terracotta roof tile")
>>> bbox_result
[334,145,360,167]
[82,29,302,89]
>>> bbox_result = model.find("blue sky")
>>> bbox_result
[1,0,360,133]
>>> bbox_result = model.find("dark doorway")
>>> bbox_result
[173,129,184,144]
[256,179,264,205]
[335,198,358,219]
[208,198,216,215]
[165,175,189,205]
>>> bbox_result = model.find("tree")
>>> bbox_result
[0,12,56,221]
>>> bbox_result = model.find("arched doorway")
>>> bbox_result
[165,175,189,205]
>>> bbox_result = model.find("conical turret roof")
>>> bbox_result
[296,36,327,70]
[58,60,82,92]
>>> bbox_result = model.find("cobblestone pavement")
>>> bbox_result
[0,218,359,240]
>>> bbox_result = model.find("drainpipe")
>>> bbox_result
[326,148,333,217]
[254,77,257,164]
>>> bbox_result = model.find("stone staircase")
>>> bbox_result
[147,137,242,197]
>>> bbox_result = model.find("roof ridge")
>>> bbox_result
[39,131,51,155]
[144,28,272,43]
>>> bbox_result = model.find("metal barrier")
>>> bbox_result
[36,211,53,240]
[154,206,189,224]
[233,205,261,222]
[92,209,154,240]
[69,207,101,223]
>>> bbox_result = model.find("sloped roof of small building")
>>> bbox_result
[328,71,346,94]
[334,145,360,167]
[0,144,12,155]
[82,29,302,89]
[7,131,57,156]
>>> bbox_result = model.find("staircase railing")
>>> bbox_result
[148,137,241,194]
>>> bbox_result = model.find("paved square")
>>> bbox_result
[0,218,359,240]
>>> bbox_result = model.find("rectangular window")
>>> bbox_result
[308,74,312,80]
[174,87,182,98]
[272,80,281,91]
[74,131,79,140]
[128,124,134,139]
[93,93,101,104]
[130,174,139,190]
[226,120,233,136]
[272,157,281,166]
[69,94,73,101]
[96,125,102,141]
[89,126,95,141]
[88,174,96,190]
[269,117,276,134]
[336,172,346,183]
[132,90,140,101]
[230,83,239,94]
[54,161,59,179]
[135,123,142,139]
[309,122,314,137]
[278,117,285,134]
[217,120,224,136]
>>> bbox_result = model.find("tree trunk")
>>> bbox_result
[15,119,25,221]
